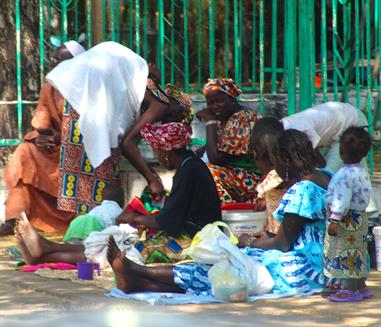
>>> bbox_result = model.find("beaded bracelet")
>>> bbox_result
[328,218,340,224]
[247,236,257,247]
[204,120,218,127]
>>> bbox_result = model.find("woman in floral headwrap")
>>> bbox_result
[14,122,221,266]
[117,122,221,263]
[197,78,262,204]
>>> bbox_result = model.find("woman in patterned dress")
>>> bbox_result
[2,42,192,235]
[106,129,337,296]
[196,78,261,205]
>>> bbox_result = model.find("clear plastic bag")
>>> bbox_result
[208,260,248,302]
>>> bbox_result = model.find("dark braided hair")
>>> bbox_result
[274,129,320,179]
[251,117,284,164]
[340,126,371,163]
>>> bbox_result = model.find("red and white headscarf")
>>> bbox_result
[140,123,192,151]
[203,78,242,99]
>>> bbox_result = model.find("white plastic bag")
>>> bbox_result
[183,221,274,295]
[182,221,238,264]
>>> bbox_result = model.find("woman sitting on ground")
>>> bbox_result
[106,129,338,295]
[196,78,261,205]
[15,123,221,265]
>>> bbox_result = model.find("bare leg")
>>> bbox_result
[16,228,86,264]
[347,278,367,291]
[16,212,84,257]
[107,236,183,293]
[347,278,362,292]
[35,251,87,264]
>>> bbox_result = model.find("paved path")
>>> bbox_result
[1,252,380,327]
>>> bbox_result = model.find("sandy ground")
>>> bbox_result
[1,234,381,327]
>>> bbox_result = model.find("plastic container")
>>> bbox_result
[212,282,249,302]
[221,210,267,236]
[77,262,100,280]
[373,226,381,271]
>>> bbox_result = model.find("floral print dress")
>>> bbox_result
[324,163,372,279]
[208,110,261,204]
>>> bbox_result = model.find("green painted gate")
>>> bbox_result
[2,0,381,171]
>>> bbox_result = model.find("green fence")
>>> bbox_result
[2,0,381,171]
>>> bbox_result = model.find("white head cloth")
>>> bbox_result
[47,41,148,168]
[63,40,86,57]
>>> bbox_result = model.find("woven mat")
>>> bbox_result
[34,268,115,290]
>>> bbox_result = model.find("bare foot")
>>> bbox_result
[15,212,45,258]
[15,231,38,265]
[107,235,140,293]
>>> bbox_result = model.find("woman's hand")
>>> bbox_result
[328,221,339,236]
[116,211,138,225]
[35,129,60,152]
[257,199,267,211]
[238,231,268,248]
[148,177,164,201]
[35,135,58,152]
[238,233,253,248]
[196,108,216,122]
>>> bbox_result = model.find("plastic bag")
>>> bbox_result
[208,260,248,302]
[182,221,274,295]
[182,221,238,264]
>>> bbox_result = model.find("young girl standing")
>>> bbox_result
[324,126,373,302]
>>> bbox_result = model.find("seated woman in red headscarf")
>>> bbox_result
[196,78,262,205]
[15,123,221,266]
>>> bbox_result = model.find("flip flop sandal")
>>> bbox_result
[327,289,364,302]
[359,288,374,299]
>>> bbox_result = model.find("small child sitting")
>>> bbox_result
[324,126,373,302]
[252,117,287,235]
[63,184,124,244]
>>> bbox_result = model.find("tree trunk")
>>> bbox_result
[0,0,40,165]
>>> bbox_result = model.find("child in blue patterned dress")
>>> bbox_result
[324,126,373,302]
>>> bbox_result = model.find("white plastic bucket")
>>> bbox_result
[221,210,267,236]
[373,226,381,271]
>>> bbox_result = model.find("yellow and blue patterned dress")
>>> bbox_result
[324,163,372,279]
[174,176,336,295]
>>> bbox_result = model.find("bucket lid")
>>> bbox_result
[221,203,257,211]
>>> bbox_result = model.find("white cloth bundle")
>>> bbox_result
[47,41,148,167]
[84,224,144,269]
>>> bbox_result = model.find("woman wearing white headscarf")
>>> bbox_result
[2,41,193,235]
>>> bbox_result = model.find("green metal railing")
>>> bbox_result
[2,0,381,172]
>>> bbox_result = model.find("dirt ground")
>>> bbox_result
[1,234,381,327]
